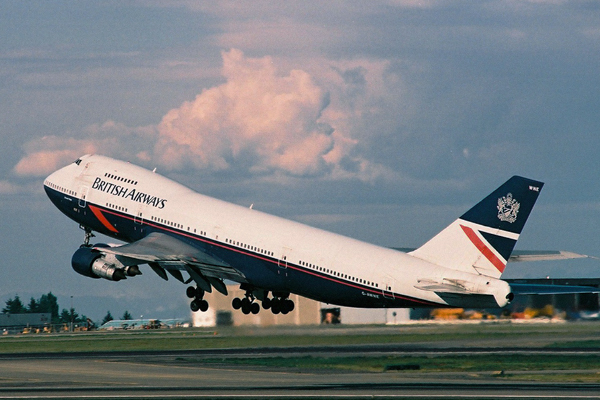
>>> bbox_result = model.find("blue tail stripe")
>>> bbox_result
[479,231,516,262]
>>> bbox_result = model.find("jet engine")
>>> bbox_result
[71,245,137,281]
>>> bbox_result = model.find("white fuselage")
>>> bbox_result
[44,154,511,309]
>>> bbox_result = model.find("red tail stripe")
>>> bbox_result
[460,225,506,273]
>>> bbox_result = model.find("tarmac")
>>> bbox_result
[1,346,600,399]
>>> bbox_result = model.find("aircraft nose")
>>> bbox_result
[44,166,67,188]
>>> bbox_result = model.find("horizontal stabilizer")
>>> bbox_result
[508,250,592,262]
[510,283,600,295]
[394,248,591,262]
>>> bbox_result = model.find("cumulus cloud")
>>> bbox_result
[156,49,346,177]
[13,122,157,178]
[13,49,393,183]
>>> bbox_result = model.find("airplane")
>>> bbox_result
[43,154,598,315]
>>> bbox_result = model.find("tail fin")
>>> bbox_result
[409,176,544,278]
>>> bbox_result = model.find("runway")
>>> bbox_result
[1,347,600,399]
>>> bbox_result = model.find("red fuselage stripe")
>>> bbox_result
[460,225,506,273]
[89,205,119,233]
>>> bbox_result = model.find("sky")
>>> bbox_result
[1,0,600,321]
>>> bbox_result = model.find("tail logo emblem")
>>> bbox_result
[497,193,520,223]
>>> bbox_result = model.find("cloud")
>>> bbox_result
[156,49,344,177]
[13,122,157,178]
[0,180,20,195]
[13,139,97,177]
[12,49,396,183]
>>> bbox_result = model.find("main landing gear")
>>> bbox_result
[186,286,208,312]
[232,295,260,315]
[186,285,295,316]
[231,290,295,315]
[262,295,295,315]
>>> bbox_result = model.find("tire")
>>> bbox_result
[241,303,251,315]
[251,302,260,314]
[186,286,197,298]
[285,299,295,313]
[271,299,280,314]
[199,299,209,312]
[190,299,200,312]
[241,297,250,309]
[262,298,271,310]
[232,297,242,310]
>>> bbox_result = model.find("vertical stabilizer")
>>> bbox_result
[409,176,544,278]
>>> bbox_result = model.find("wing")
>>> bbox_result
[94,232,244,294]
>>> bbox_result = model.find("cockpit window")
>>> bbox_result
[74,158,82,165]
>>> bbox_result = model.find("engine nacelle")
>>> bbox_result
[71,245,127,281]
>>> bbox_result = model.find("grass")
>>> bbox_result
[1,321,600,354]
[174,353,600,374]
[1,322,600,382]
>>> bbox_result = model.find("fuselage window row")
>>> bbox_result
[104,172,137,186]
[45,180,77,197]
[297,260,377,288]
[224,238,273,257]
[149,216,206,236]
[106,203,127,213]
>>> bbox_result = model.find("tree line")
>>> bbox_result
[2,293,133,327]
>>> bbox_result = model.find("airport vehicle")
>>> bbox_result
[44,155,597,314]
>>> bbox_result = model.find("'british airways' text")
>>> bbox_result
[91,177,167,209]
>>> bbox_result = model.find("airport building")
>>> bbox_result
[0,313,52,334]
[193,282,599,327]
[193,285,411,327]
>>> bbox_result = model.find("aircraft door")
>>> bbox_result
[382,279,395,300]
[133,205,146,238]
[133,208,144,224]
[277,247,292,282]
[78,186,89,208]
[76,161,94,210]
[278,247,292,269]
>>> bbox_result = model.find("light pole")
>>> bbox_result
[70,296,73,332]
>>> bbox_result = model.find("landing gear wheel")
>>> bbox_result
[199,299,209,312]
[285,299,295,313]
[232,297,242,310]
[262,297,271,309]
[271,299,281,314]
[251,302,260,314]
[190,299,200,312]
[241,301,251,315]
[186,286,197,299]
